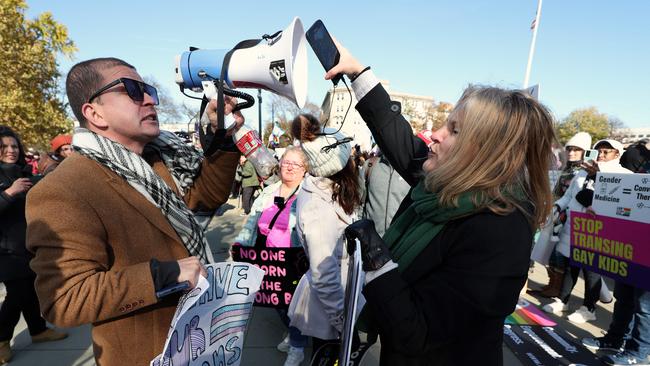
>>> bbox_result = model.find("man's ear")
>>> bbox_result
[81,102,109,130]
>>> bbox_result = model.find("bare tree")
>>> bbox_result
[144,76,182,124]
[262,93,321,143]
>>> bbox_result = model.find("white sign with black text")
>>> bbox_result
[592,172,650,224]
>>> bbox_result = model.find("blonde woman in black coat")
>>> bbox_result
[328,43,556,365]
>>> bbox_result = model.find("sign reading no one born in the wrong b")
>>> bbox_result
[232,245,308,309]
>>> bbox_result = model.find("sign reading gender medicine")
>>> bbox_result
[591,172,650,224]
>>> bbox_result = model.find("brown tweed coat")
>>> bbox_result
[26,149,239,366]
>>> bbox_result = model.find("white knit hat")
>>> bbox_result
[593,139,624,155]
[300,128,352,177]
[565,132,591,151]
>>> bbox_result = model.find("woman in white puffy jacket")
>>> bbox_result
[543,139,631,324]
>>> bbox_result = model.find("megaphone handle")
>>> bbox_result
[214,38,265,129]
[223,89,255,112]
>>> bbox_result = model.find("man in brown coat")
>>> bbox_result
[25,58,242,365]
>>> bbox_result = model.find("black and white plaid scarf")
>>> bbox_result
[73,127,212,263]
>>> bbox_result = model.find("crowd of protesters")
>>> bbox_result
[1,50,649,366]
[528,131,649,365]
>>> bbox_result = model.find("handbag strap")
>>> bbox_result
[268,186,300,230]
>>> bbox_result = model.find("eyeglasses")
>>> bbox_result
[597,149,618,156]
[280,160,305,169]
[566,146,583,152]
[87,78,159,105]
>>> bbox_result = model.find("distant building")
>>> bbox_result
[320,80,440,152]
[615,127,650,145]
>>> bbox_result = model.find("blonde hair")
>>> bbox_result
[425,86,556,228]
[281,145,310,172]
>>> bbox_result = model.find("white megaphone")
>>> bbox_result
[174,17,308,108]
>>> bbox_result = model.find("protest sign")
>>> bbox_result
[504,299,600,365]
[151,262,264,366]
[569,211,650,290]
[232,245,308,309]
[591,172,650,223]
[568,173,650,289]
[310,239,365,366]
[506,299,556,327]
[503,324,599,365]
[339,238,363,366]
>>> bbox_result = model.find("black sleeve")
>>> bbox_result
[149,258,181,291]
[575,188,594,208]
[362,212,530,355]
[620,147,643,172]
[200,127,239,156]
[0,175,17,213]
[0,191,15,213]
[355,85,429,187]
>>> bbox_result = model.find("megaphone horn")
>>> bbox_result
[175,17,308,108]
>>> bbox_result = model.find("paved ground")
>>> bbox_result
[1,197,616,365]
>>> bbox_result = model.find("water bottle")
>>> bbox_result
[233,125,277,177]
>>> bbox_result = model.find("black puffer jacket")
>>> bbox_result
[0,162,35,281]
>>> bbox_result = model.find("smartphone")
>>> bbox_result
[155,281,190,299]
[29,175,43,185]
[306,20,342,84]
[584,149,598,163]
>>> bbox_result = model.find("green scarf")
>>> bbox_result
[383,180,480,271]
[356,180,480,332]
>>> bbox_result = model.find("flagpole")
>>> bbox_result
[523,0,543,88]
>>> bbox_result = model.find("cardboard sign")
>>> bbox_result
[150,262,264,366]
[592,172,650,224]
[569,211,650,290]
[232,246,308,309]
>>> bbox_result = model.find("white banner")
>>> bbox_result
[592,173,650,224]
[151,262,264,366]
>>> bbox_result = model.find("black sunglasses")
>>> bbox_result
[87,78,159,105]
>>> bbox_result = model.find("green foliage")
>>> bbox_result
[556,107,625,144]
[0,0,76,149]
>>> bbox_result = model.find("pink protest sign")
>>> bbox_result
[569,211,650,290]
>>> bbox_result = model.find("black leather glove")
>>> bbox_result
[344,219,393,272]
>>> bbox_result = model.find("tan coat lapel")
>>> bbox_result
[99,164,181,243]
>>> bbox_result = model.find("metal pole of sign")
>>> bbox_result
[339,238,362,366]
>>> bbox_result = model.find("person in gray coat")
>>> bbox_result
[287,114,363,364]
[362,150,412,237]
